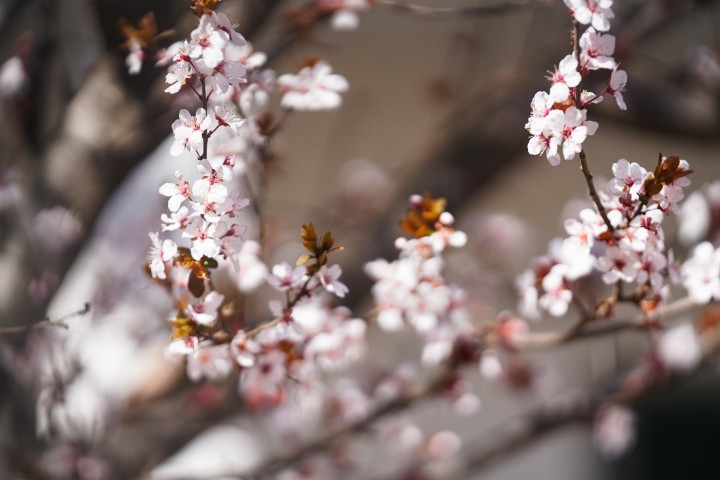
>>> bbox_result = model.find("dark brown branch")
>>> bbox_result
[570,19,615,233]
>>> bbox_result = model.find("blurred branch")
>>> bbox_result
[508,296,698,349]
[377,0,554,17]
[452,319,720,480]
[246,366,457,478]
[0,302,90,336]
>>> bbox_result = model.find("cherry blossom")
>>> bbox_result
[233,240,269,293]
[607,159,647,199]
[556,106,599,161]
[316,264,349,298]
[187,343,234,381]
[608,68,627,110]
[188,14,230,69]
[147,232,177,280]
[183,218,222,260]
[186,291,225,326]
[164,55,192,94]
[317,0,373,31]
[564,0,615,32]
[170,108,217,156]
[682,241,720,303]
[161,206,193,231]
[278,60,349,111]
[158,170,191,212]
[230,332,261,368]
[579,28,617,71]
[549,55,581,102]
[657,323,702,371]
[241,350,287,397]
[268,262,306,291]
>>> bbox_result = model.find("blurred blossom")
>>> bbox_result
[479,349,503,381]
[679,190,711,246]
[39,445,110,480]
[0,55,27,98]
[233,240,268,292]
[28,270,59,304]
[427,430,462,460]
[34,206,83,252]
[687,45,720,92]
[466,213,530,269]
[593,404,635,458]
[0,168,22,209]
[657,323,702,371]
[339,159,393,221]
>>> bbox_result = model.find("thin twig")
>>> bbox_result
[0,302,90,336]
[570,19,615,233]
[244,275,315,338]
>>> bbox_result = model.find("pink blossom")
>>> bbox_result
[317,264,349,298]
[682,241,720,303]
[241,350,287,396]
[188,14,229,69]
[187,343,234,381]
[579,28,617,70]
[268,262,306,291]
[596,245,638,284]
[147,232,178,280]
[186,291,224,326]
[279,61,349,111]
[608,68,627,110]
[658,323,701,371]
[548,55,581,102]
[593,404,635,458]
[231,332,261,368]
[564,0,615,32]
[161,206,193,232]
[158,170,191,212]
[170,108,217,156]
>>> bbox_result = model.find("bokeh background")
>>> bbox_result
[1,0,720,478]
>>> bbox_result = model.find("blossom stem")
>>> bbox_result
[244,274,316,339]
[570,19,615,233]
[579,150,615,232]
[0,302,90,336]
[200,77,208,160]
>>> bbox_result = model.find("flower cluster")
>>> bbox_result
[518,155,692,319]
[526,0,626,166]
[366,194,472,365]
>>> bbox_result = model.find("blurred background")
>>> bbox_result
[1,0,720,478]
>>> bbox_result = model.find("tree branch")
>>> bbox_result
[376,0,554,17]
